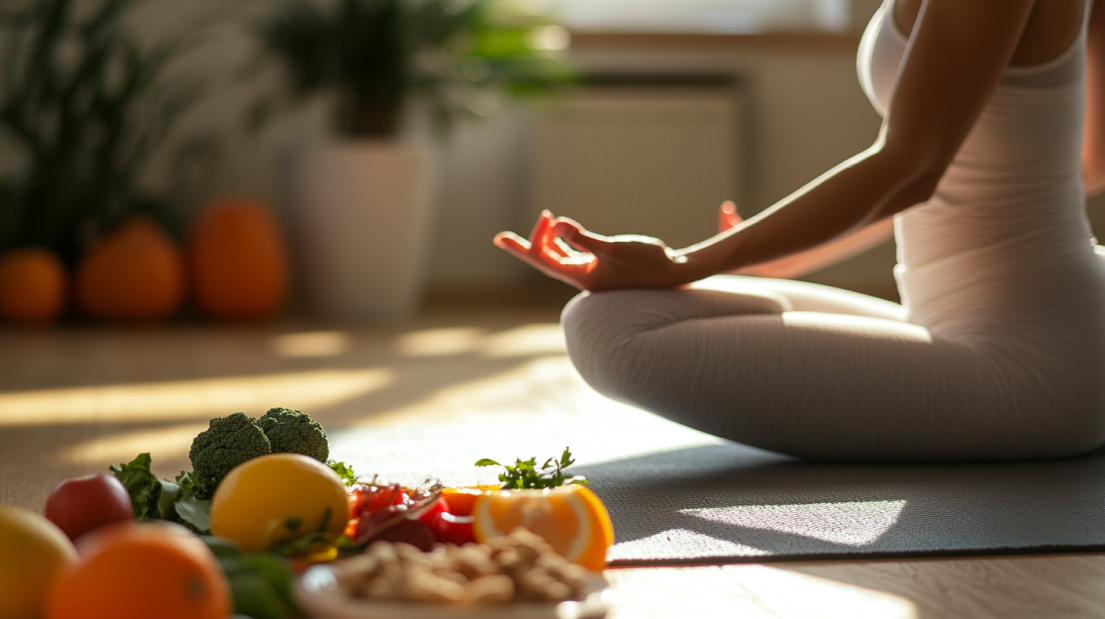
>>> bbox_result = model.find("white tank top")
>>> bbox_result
[856,0,1105,352]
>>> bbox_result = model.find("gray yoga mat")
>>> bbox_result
[330,395,1105,565]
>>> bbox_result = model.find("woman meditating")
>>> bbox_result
[495,0,1105,461]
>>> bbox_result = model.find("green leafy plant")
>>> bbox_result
[250,0,574,139]
[476,447,589,490]
[0,0,215,262]
[109,452,212,534]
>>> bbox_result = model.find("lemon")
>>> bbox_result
[0,505,78,619]
[210,453,349,553]
[472,485,614,572]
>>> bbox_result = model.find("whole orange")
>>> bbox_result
[75,216,185,321]
[45,521,230,619]
[0,247,67,324]
[188,197,289,320]
[210,453,349,553]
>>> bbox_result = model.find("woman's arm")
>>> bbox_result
[1083,0,1105,196]
[497,0,1038,291]
[718,201,894,279]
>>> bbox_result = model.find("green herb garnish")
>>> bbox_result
[327,460,358,486]
[476,447,589,490]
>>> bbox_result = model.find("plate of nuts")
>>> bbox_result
[296,528,611,619]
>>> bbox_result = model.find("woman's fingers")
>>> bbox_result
[493,231,530,256]
[719,200,741,232]
[528,210,557,250]
[553,218,613,255]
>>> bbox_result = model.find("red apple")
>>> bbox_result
[44,473,134,541]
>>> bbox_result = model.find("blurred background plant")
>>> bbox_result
[249,0,575,140]
[0,0,219,265]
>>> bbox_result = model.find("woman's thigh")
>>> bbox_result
[562,285,1100,461]
[691,275,905,321]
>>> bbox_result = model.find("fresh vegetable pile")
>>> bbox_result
[0,407,613,619]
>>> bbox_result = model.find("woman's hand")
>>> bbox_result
[493,211,691,291]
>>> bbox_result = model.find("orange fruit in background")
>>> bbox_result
[45,521,229,619]
[210,453,349,553]
[0,247,67,324]
[472,486,614,572]
[188,197,289,320]
[0,505,78,619]
[75,216,185,320]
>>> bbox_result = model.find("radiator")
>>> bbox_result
[527,84,744,249]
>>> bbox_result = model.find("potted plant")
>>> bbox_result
[251,0,571,320]
[0,0,215,321]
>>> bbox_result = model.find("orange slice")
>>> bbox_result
[472,486,614,572]
[441,485,500,517]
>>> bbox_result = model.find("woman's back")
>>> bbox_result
[860,0,1105,346]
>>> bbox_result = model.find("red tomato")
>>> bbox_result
[44,473,134,541]
[351,484,409,519]
[431,511,475,545]
[371,519,437,552]
[415,496,447,526]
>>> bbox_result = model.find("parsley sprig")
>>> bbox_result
[476,447,589,490]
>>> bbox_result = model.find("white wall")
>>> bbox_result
[428,40,891,294]
[14,0,1105,303]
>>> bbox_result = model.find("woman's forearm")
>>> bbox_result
[734,217,895,279]
[678,142,933,282]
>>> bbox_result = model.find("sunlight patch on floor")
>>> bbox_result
[608,529,770,561]
[395,327,485,356]
[0,368,394,426]
[349,355,574,427]
[393,323,566,358]
[683,500,907,546]
[270,331,352,358]
[482,324,567,357]
[63,422,208,465]
[722,564,918,619]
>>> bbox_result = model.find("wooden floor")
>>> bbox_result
[3,306,1105,619]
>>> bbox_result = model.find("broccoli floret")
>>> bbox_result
[189,412,271,495]
[257,407,329,462]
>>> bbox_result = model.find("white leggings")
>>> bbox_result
[561,275,1105,462]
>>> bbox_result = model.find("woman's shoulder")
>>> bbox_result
[893,0,1084,67]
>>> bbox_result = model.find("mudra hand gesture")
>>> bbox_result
[493,210,693,292]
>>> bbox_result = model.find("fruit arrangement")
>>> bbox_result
[0,197,289,326]
[0,407,614,619]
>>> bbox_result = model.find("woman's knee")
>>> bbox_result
[560,287,785,402]
[560,291,646,400]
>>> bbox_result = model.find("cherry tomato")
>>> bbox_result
[351,484,410,519]
[432,511,475,545]
[415,496,447,526]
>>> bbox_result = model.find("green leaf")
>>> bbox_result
[213,551,299,619]
[199,536,244,559]
[109,452,161,519]
[477,447,588,489]
[174,493,212,534]
[155,478,182,520]
[226,572,295,619]
[326,460,358,487]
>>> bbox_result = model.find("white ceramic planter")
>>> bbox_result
[286,141,438,321]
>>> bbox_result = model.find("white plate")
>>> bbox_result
[296,564,612,619]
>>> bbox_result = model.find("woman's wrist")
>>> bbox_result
[672,239,736,285]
